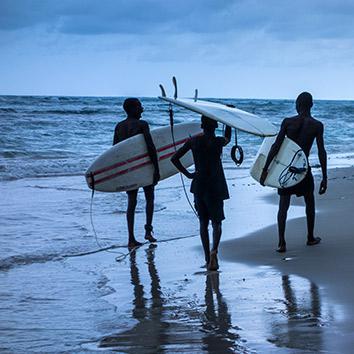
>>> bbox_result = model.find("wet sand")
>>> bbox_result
[1,167,353,353]
[221,166,354,353]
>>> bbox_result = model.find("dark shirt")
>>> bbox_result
[181,134,229,200]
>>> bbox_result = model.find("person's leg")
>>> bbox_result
[195,196,211,266]
[143,185,156,242]
[127,189,141,247]
[277,194,291,252]
[200,218,211,265]
[211,221,222,253]
[304,192,321,245]
[209,221,222,271]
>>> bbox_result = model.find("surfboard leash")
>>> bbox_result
[230,128,244,166]
[278,149,307,188]
[87,171,198,263]
[168,104,198,218]
[87,172,138,259]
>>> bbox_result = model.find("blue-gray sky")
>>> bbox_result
[1,0,354,99]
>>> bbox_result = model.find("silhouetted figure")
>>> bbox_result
[99,244,166,351]
[260,92,327,252]
[269,275,323,351]
[171,116,231,270]
[203,273,240,353]
[113,98,160,248]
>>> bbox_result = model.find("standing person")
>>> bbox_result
[260,92,327,252]
[113,98,160,248]
[171,116,231,271]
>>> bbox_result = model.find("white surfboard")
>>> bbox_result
[159,97,277,137]
[85,123,202,192]
[250,136,308,189]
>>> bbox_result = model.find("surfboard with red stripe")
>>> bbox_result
[85,122,202,192]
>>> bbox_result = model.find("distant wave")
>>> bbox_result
[0,151,29,158]
[0,108,17,113]
[30,108,114,115]
[0,252,63,271]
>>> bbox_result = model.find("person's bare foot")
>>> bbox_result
[144,225,156,242]
[276,243,286,253]
[208,251,219,271]
[307,237,321,246]
[128,240,143,249]
[144,234,157,243]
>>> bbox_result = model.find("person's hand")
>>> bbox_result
[153,170,160,186]
[186,171,196,179]
[319,179,327,195]
[260,169,268,186]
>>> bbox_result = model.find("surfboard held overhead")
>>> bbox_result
[159,96,277,137]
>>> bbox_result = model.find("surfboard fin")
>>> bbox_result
[159,84,166,98]
[172,76,178,99]
[194,89,198,102]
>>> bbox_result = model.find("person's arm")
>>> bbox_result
[171,140,195,179]
[113,125,119,145]
[260,119,287,186]
[223,125,232,146]
[141,122,160,185]
[316,122,327,194]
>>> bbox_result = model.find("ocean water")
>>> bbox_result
[1,95,354,182]
[0,95,353,352]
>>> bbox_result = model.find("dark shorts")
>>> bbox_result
[126,184,154,197]
[278,169,314,197]
[194,196,225,223]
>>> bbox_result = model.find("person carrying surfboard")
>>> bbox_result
[113,98,160,248]
[171,116,231,271]
[260,92,327,253]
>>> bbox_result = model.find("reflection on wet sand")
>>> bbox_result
[98,246,245,353]
[269,275,324,351]
[99,244,167,353]
[202,272,241,353]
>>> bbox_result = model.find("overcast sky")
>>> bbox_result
[1,0,354,99]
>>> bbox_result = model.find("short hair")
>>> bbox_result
[123,98,140,114]
[296,92,313,112]
[201,115,218,130]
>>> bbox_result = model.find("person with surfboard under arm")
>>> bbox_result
[171,116,231,271]
[260,92,327,253]
[113,98,160,248]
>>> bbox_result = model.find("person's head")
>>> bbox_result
[201,115,218,132]
[296,92,313,114]
[123,98,143,118]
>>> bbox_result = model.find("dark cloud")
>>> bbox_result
[0,0,354,40]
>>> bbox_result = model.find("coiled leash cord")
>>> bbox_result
[230,128,244,166]
[87,181,197,263]
[278,150,307,188]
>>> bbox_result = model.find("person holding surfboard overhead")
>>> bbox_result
[171,116,231,271]
[113,98,160,248]
[260,92,327,253]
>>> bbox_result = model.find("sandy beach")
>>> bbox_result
[1,165,354,353]
[222,166,354,353]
